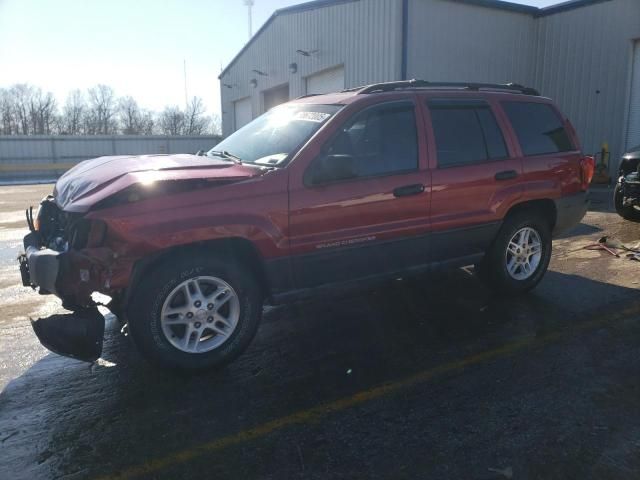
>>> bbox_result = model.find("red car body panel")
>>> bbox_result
[55,154,266,212]
[80,168,290,292]
[29,88,590,305]
[287,92,431,258]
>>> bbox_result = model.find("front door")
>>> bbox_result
[288,98,431,289]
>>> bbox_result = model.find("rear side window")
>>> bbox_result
[428,100,508,168]
[502,102,574,156]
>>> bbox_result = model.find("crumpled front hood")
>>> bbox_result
[54,154,264,212]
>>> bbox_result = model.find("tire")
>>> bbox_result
[127,251,263,370]
[614,183,640,221]
[479,212,552,295]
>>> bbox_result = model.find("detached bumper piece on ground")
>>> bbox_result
[31,307,105,362]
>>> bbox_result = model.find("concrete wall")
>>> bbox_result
[219,0,403,136]
[0,135,221,184]
[406,0,537,86]
[533,0,640,168]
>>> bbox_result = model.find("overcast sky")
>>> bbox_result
[0,0,558,117]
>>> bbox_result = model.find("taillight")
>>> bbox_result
[580,156,595,190]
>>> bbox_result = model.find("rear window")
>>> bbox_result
[428,100,508,168]
[502,102,574,156]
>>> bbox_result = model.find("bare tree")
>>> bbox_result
[11,84,33,134]
[118,96,142,134]
[0,82,218,136]
[61,89,86,135]
[28,88,57,134]
[138,109,156,135]
[159,106,185,135]
[0,88,15,134]
[184,97,210,135]
[87,84,117,134]
[210,113,222,136]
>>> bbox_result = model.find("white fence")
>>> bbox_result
[0,135,222,183]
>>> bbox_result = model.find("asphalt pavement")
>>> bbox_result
[1,184,639,480]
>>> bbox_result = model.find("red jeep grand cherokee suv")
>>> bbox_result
[19,80,594,369]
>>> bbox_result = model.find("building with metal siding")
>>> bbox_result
[405,0,538,87]
[219,0,402,135]
[533,0,640,168]
[220,0,640,172]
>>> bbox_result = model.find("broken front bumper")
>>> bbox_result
[19,231,106,362]
[31,307,105,362]
[19,231,60,294]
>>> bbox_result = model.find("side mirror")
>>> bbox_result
[308,154,357,185]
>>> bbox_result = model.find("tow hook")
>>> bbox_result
[31,307,105,362]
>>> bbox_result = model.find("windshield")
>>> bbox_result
[207,104,342,166]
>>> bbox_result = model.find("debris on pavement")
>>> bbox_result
[581,235,640,259]
[626,252,640,261]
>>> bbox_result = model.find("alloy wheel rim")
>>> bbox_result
[505,227,542,281]
[160,276,240,354]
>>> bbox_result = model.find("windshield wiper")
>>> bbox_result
[208,150,243,164]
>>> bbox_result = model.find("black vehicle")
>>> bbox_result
[614,145,640,220]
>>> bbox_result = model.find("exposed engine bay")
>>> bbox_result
[617,151,640,210]
[618,171,640,208]
[20,196,121,309]
[26,196,89,252]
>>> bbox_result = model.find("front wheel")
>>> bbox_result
[479,213,552,294]
[127,252,263,370]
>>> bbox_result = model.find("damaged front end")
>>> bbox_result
[19,196,127,362]
[619,172,640,209]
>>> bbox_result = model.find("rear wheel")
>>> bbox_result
[127,252,263,370]
[614,183,640,221]
[479,212,552,294]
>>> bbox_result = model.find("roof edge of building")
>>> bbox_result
[218,0,616,80]
[449,0,537,14]
[218,0,361,79]
[536,0,613,17]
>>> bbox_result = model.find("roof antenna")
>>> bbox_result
[244,0,254,39]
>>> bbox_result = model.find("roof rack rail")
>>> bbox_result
[295,93,323,99]
[352,79,540,96]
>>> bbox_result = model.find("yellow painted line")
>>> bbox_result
[97,301,640,480]
[0,162,76,172]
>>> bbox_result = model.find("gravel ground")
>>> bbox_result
[0,184,639,480]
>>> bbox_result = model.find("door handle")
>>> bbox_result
[393,184,425,197]
[495,170,518,181]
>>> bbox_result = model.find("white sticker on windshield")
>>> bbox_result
[294,111,330,122]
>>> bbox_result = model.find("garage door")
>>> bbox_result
[305,66,345,95]
[263,84,289,112]
[627,41,640,149]
[234,97,252,131]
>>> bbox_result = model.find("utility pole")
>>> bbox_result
[183,59,188,109]
[244,0,254,39]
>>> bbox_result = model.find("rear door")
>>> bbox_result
[288,97,431,289]
[500,100,582,199]
[421,96,522,263]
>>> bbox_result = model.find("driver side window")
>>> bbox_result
[309,102,418,184]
